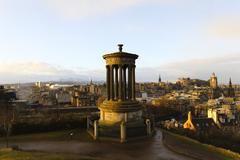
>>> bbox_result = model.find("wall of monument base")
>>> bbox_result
[98,120,148,139]
[100,110,143,123]
[87,111,154,142]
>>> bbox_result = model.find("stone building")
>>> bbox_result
[71,91,98,107]
[208,98,237,127]
[56,90,71,105]
[184,111,217,134]
[88,44,153,142]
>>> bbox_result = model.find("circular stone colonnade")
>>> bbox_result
[88,44,153,142]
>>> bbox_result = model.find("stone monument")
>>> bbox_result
[90,44,152,142]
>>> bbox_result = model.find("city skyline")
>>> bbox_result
[0,0,240,84]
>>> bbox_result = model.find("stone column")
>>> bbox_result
[76,98,79,107]
[123,66,126,100]
[124,113,128,122]
[106,65,110,100]
[94,120,98,140]
[87,116,89,130]
[119,65,123,101]
[127,65,132,100]
[120,121,126,143]
[132,65,136,100]
[115,66,119,100]
[110,65,114,100]
[146,119,151,136]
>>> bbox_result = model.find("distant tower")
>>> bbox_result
[209,73,221,99]
[210,73,218,89]
[228,78,235,98]
[158,74,161,83]
[90,78,93,85]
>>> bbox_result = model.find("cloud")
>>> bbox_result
[207,16,240,38]
[0,61,94,84]
[1,54,239,84]
[136,54,240,84]
[0,0,5,14]
[0,62,70,75]
[42,0,176,20]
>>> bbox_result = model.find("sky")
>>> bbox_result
[0,0,240,84]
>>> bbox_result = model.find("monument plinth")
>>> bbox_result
[89,45,152,142]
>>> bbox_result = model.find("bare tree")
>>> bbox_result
[0,86,14,148]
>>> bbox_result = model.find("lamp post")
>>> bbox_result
[55,93,60,120]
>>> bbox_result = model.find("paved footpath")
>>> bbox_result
[1,130,195,160]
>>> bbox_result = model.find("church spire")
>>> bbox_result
[158,74,161,83]
[228,77,235,98]
[229,78,232,88]
[90,78,93,85]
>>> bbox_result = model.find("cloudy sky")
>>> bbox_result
[0,0,240,84]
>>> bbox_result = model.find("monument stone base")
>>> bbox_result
[87,100,153,142]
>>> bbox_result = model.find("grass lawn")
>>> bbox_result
[0,130,101,160]
[0,129,93,143]
[162,130,240,160]
[0,149,99,160]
